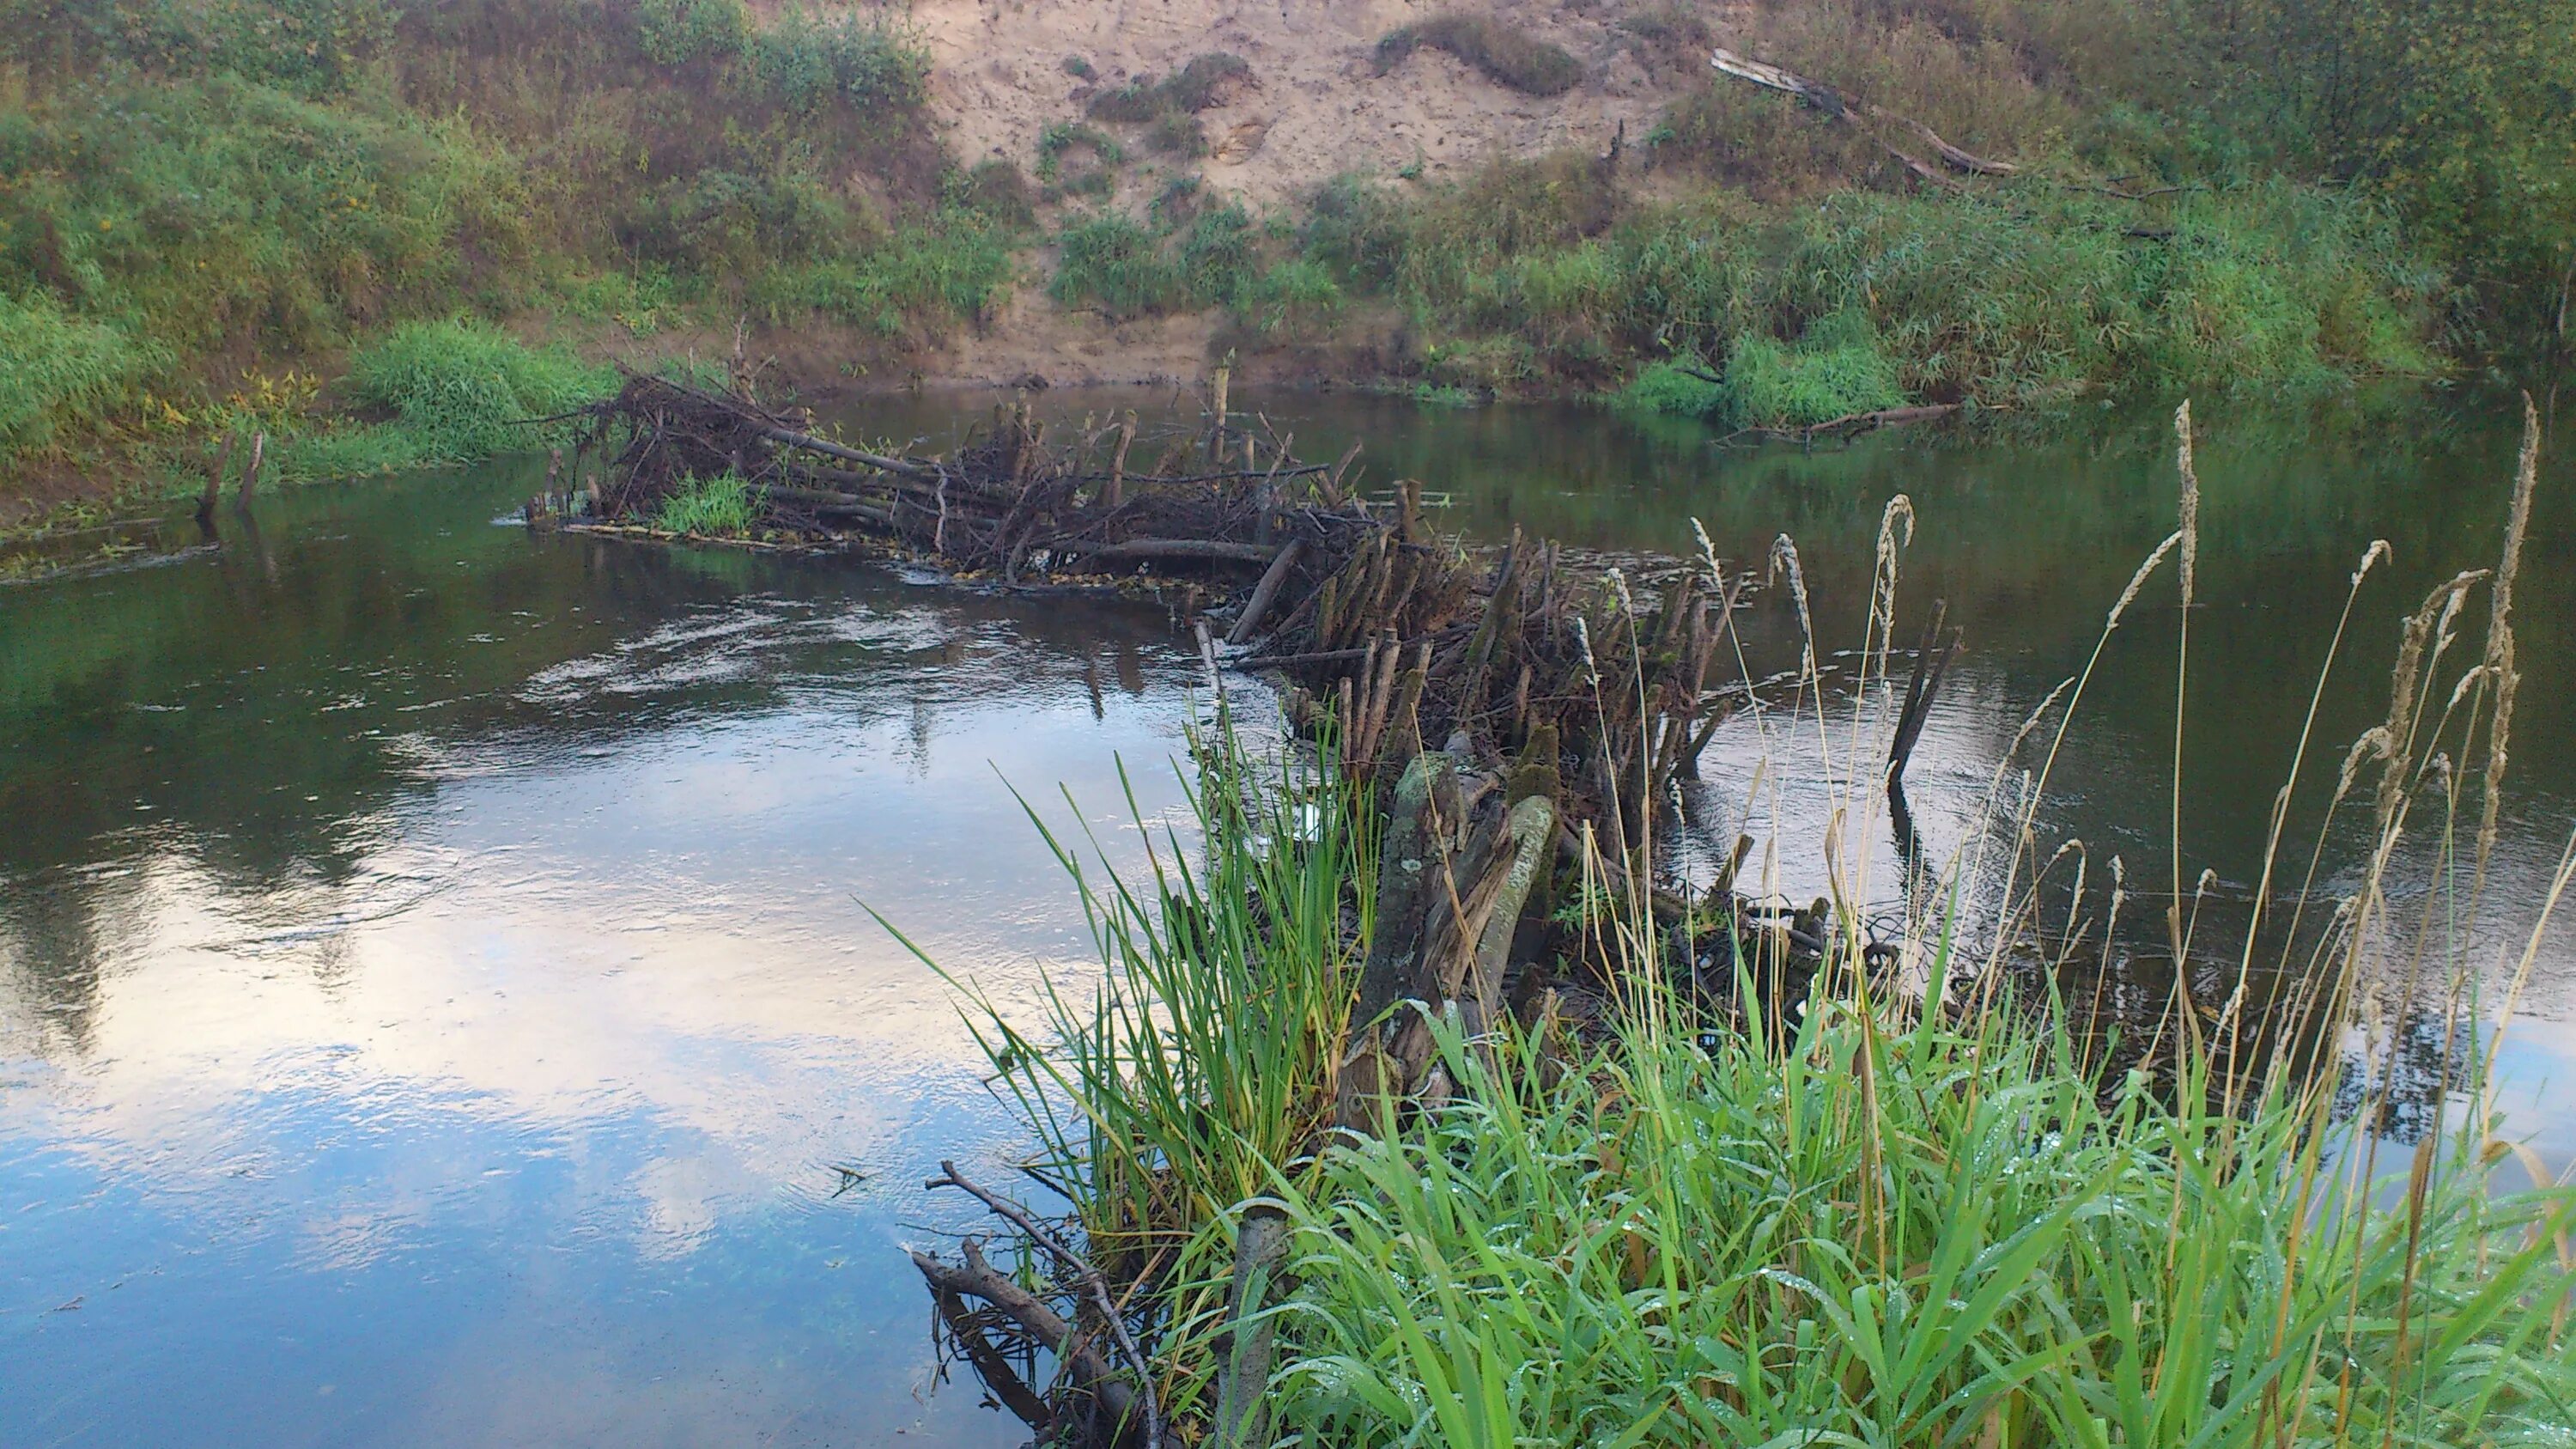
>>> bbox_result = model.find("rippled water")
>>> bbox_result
[4,389,2573,1445]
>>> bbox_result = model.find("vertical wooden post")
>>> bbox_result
[197,434,234,527]
[1206,366,1230,464]
[235,433,266,510]
[1105,411,1134,509]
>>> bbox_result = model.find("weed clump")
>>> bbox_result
[653,468,761,535]
[1611,357,1723,420]
[347,320,613,462]
[0,294,146,460]
[1374,15,1583,97]
[1086,52,1249,123]
[1035,122,1123,183]
[1719,310,1907,429]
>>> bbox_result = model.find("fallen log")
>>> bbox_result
[1720,404,1960,447]
[1710,48,2016,181]
[1075,538,1278,567]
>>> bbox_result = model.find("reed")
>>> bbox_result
[910,413,2574,1446]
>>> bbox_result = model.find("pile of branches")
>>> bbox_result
[562,368,1371,588]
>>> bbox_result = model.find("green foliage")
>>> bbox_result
[1720,310,1905,429]
[1035,122,1122,183]
[0,293,145,459]
[654,468,761,535]
[623,167,860,273]
[1269,1000,2573,1446]
[0,0,398,94]
[0,76,524,358]
[0,0,974,485]
[1375,15,1583,97]
[1304,167,2434,402]
[1051,212,1184,320]
[750,218,1016,335]
[346,319,612,462]
[1050,199,1330,331]
[1086,52,1249,123]
[2184,0,2576,346]
[1612,359,1723,420]
[741,8,929,115]
[635,0,747,67]
[949,159,1036,232]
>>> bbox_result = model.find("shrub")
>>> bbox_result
[1035,122,1122,183]
[742,9,930,113]
[950,159,1037,232]
[1374,15,1583,97]
[0,294,144,458]
[1051,212,1184,319]
[346,319,613,461]
[1087,52,1249,123]
[635,0,747,66]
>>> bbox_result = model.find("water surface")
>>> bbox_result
[5,388,2573,1445]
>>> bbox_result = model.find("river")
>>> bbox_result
[3,387,2570,1445]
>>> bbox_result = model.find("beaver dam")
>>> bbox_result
[533,379,2573,1449]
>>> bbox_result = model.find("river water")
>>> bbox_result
[3,388,2570,1445]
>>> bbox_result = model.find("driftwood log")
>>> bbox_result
[1710,47,2016,185]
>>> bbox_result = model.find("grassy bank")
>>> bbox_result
[914,411,2573,1444]
[0,0,1024,521]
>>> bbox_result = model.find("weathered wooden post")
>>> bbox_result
[197,434,234,529]
[234,433,266,510]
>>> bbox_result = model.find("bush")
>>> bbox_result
[743,9,929,114]
[1717,310,1906,428]
[1374,15,1583,97]
[0,0,398,95]
[1086,52,1249,123]
[1035,122,1122,183]
[1051,212,1185,319]
[346,319,613,461]
[635,0,747,66]
[0,294,145,458]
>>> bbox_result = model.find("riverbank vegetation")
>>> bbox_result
[5,0,2570,514]
[908,409,2575,1445]
[0,0,1020,519]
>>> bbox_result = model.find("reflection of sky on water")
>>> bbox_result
[2,497,1206,1446]
[10,390,2576,1445]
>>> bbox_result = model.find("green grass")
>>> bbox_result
[653,467,761,535]
[0,0,987,496]
[917,423,2573,1445]
[1305,168,2438,403]
[1718,310,1907,429]
[1374,15,1583,97]
[346,319,613,463]
[0,292,147,460]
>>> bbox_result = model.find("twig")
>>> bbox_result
[927,1160,1164,1449]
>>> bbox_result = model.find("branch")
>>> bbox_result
[926,1161,1164,1449]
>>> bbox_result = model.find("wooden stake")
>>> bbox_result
[197,434,234,527]
[1227,539,1306,645]
[1206,366,1230,463]
[1105,411,1134,509]
[235,433,265,509]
